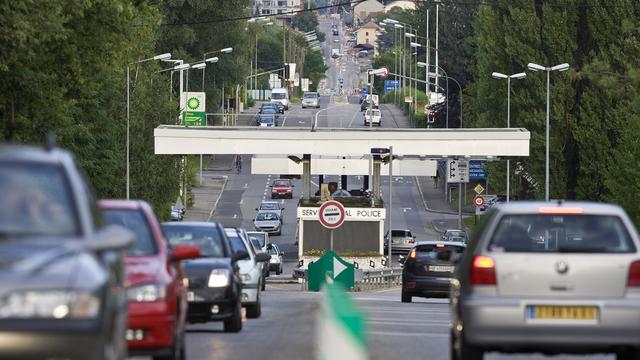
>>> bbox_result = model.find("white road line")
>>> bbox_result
[233,214,237,219]
[281,116,287,127]
[239,199,244,205]
[347,109,361,128]
[368,331,447,338]
[311,180,319,187]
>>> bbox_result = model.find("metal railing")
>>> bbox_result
[354,267,403,292]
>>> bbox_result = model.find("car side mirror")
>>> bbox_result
[171,244,201,261]
[398,255,406,264]
[267,243,273,250]
[280,252,284,256]
[232,250,250,263]
[255,208,259,211]
[255,252,271,263]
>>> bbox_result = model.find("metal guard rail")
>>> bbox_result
[353,267,403,292]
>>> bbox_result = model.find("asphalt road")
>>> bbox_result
[136,14,613,360]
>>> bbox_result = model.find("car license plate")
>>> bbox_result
[428,265,454,273]
[528,305,597,320]
[187,291,195,302]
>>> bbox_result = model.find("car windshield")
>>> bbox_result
[448,230,466,237]
[273,180,289,187]
[271,93,286,99]
[0,162,79,237]
[488,214,636,253]
[249,233,266,247]
[259,117,274,124]
[103,209,157,256]
[261,108,276,113]
[269,246,279,255]
[415,244,465,260]
[249,236,261,250]
[225,232,250,254]
[304,93,317,98]
[256,212,279,221]
[260,202,279,210]
[163,225,226,257]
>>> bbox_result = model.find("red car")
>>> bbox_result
[99,200,200,360]
[271,178,294,199]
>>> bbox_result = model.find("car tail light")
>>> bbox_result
[408,249,416,259]
[628,260,640,287]
[471,256,497,285]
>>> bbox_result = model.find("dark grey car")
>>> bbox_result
[0,145,133,360]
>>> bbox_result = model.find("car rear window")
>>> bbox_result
[392,230,411,237]
[249,233,266,247]
[0,162,79,237]
[103,209,157,256]
[415,244,465,260]
[304,93,318,98]
[488,214,636,253]
[260,203,279,210]
[163,225,227,257]
[271,93,286,100]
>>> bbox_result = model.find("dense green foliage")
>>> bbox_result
[0,0,321,219]
[375,0,640,223]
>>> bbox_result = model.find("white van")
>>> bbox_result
[270,88,289,110]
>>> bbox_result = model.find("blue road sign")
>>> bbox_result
[330,88,337,94]
[360,88,368,95]
[383,80,400,94]
[469,160,487,180]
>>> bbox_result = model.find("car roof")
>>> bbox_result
[162,221,220,228]
[0,144,75,165]
[490,201,627,216]
[415,240,466,247]
[98,199,147,211]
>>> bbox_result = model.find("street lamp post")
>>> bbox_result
[417,62,450,128]
[202,47,233,120]
[491,71,526,202]
[126,52,171,199]
[527,62,570,201]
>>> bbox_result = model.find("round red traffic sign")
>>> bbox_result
[473,196,485,207]
[318,200,346,229]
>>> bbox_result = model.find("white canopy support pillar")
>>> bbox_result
[372,155,381,202]
[302,154,311,200]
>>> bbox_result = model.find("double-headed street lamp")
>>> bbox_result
[526,62,570,201]
[491,71,526,202]
[202,47,233,113]
[417,62,451,128]
[126,52,171,199]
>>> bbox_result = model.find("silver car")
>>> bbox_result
[450,201,640,360]
[301,92,320,109]
[253,211,282,236]
[385,229,416,253]
[268,244,284,275]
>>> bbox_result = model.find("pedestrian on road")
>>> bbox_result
[235,155,242,174]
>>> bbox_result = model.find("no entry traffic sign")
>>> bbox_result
[473,196,485,207]
[318,200,346,229]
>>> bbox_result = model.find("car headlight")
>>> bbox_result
[208,269,230,288]
[0,290,100,319]
[241,274,252,282]
[127,284,166,302]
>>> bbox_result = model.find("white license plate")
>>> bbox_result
[428,265,454,273]
[187,291,195,302]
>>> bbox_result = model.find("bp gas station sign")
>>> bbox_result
[182,92,206,126]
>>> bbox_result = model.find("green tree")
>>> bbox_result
[292,11,319,33]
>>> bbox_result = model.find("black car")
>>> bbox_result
[360,99,378,111]
[260,102,283,114]
[401,241,466,303]
[0,145,133,359]
[162,221,245,332]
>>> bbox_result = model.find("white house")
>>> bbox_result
[353,0,384,24]
[385,0,417,12]
[355,21,382,55]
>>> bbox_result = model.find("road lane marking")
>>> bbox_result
[233,214,237,219]
[244,183,248,189]
[347,109,361,128]
[368,331,447,338]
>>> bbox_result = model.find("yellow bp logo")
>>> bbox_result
[187,97,200,110]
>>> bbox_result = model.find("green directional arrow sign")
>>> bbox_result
[308,251,355,291]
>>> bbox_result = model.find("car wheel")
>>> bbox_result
[246,295,262,318]
[451,329,484,360]
[617,348,640,360]
[153,324,185,360]
[401,289,412,303]
[223,300,243,333]
[277,265,282,275]
[261,277,266,291]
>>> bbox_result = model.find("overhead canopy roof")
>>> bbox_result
[154,126,530,158]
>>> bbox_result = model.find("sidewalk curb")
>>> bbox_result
[414,176,463,216]
[266,278,300,284]
[207,175,227,222]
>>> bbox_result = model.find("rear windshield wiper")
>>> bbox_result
[557,246,611,253]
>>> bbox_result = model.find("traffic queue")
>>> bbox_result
[0,143,274,360]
